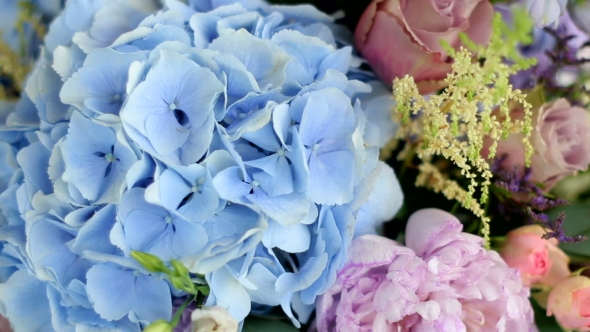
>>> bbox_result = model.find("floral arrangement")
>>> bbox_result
[2,0,590,331]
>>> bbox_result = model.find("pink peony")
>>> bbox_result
[354,0,494,93]
[547,276,590,331]
[501,225,570,287]
[315,208,536,331]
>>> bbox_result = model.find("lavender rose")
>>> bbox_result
[354,0,494,93]
[315,209,536,331]
[494,98,590,188]
[531,99,590,185]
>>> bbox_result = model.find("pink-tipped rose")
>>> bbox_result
[494,98,590,188]
[547,276,590,331]
[354,0,494,93]
[501,225,571,287]
[315,208,536,331]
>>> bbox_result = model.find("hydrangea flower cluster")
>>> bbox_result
[0,0,402,331]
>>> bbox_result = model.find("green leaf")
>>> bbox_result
[242,317,299,332]
[549,202,590,257]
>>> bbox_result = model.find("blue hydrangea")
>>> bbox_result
[0,0,404,330]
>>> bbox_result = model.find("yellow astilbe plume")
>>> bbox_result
[0,1,46,100]
[390,10,537,247]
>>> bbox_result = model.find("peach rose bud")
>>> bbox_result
[501,225,570,287]
[547,276,590,331]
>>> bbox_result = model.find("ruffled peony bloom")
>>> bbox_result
[354,0,494,93]
[547,276,590,331]
[501,225,570,287]
[316,208,536,331]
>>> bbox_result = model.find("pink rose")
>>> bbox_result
[354,0,494,93]
[501,225,571,287]
[547,276,590,331]
[315,209,536,331]
[494,99,590,188]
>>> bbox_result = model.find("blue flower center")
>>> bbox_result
[169,103,177,111]
[165,216,172,224]
[312,144,320,152]
[112,94,121,102]
[277,148,285,156]
[251,180,260,188]
[104,153,116,162]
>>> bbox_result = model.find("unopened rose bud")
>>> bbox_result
[501,225,570,287]
[547,276,590,330]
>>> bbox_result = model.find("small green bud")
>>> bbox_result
[170,260,189,277]
[144,320,174,332]
[130,251,169,273]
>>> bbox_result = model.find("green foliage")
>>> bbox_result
[242,317,300,332]
[548,202,590,257]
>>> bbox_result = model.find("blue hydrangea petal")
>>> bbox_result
[297,88,355,146]
[47,283,76,332]
[275,253,327,295]
[354,162,403,237]
[44,0,105,53]
[179,114,216,165]
[86,263,172,323]
[207,265,251,321]
[122,50,223,164]
[52,44,88,82]
[247,156,293,196]
[262,220,310,253]
[213,53,261,98]
[212,166,253,204]
[307,150,354,205]
[182,204,266,274]
[209,29,289,91]
[241,122,281,153]
[145,111,190,156]
[61,49,146,115]
[26,212,92,288]
[189,5,248,48]
[271,30,335,86]
[118,188,208,260]
[72,0,160,53]
[247,188,310,226]
[61,112,137,203]
[0,270,54,332]
[25,56,70,125]
[17,141,53,195]
[70,204,121,255]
